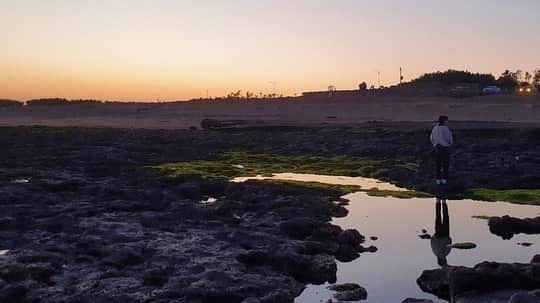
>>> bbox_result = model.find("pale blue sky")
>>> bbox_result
[1,0,538,100]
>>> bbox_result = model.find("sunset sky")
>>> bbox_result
[2,0,539,101]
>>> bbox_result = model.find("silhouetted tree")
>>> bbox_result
[25,98,103,106]
[533,69,540,86]
[358,82,367,91]
[497,70,519,91]
[411,69,496,88]
[515,70,523,82]
[525,71,532,83]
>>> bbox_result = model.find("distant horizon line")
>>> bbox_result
[3,68,537,103]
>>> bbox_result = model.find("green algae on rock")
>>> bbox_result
[148,151,418,181]
[451,242,477,249]
[147,151,428,198]
[468,189,540,206]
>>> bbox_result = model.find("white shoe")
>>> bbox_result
[441,179,447,185]
[436,179,442,185]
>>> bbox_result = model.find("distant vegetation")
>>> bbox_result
[191,90,286,102]
[25,98,105,106]
[409,69,540,92]
[0,99,23,107]
[411,70,496,88]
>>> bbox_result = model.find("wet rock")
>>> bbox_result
[509,290,540,303]
[306,224,342,242]
[0,284,28,303]
[301,241,339,255]
[336,198,349,206]
[26,262,56,283]
[258,289,299,303]
[0,216,16,230]
[182,271,245,303]
[329,283,367,301]
[330,204,348,218]
[518,242,533,247]
[370,236,378,241]
[358,245,378,253]
[454,289,533,303]
[237,250,337,285]
[0,265,28,282]
[143,268,169,286]
[95,277,144,296]
[419,234,432,239]
[335,244,360,262]
[328,283,362,292]
[102,246,144,268]
[41,178,83,192]
[451,242,477,249]
[532,255,540,263]
[337,229,365,247]
[279,218,318,240]
[417,261,540,300]
[174,182,203,199]
[488,216,540,240]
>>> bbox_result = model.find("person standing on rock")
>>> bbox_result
[430,115,453,185]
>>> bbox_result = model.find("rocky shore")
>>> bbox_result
[1,124,539,302]
[417,255,540,303]
[0,127,371,302]
[0,174,364,302]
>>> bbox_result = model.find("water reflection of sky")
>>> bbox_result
[232,173,406,191]
[297,193,540,303]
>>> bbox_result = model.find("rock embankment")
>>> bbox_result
[0,126,374,302]
[0,175,367,302]
[488,215,540,239]
[417,256,540,303]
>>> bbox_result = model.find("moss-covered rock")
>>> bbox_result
[468,189,540,205]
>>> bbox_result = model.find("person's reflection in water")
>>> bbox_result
[431,198,452,267]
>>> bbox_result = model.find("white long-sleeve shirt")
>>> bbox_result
[430,125,453,147]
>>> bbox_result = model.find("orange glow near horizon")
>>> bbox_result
[1,1,539,102]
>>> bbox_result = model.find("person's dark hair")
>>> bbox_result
[438,115,449,125]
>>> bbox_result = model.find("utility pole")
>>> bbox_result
[377,71,381,87]
[400,67,404,85]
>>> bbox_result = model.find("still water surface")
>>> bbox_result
[296,193,540,303]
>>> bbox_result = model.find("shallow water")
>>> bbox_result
[232,173,406,191]
[296,193,540,303]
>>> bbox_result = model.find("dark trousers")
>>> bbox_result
[434,145,450,180]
